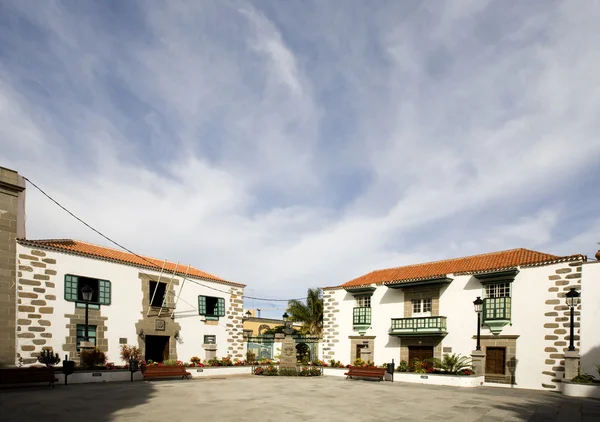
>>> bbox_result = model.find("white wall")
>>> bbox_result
[16,244,244,366]
[581,261,600,377]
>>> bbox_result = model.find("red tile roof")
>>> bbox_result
[335,248,584,289]
[18,239,244,288]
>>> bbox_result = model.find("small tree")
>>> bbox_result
[37,349,61,367]
[119,345,140,362]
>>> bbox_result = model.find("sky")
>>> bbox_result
[1,0,599,318]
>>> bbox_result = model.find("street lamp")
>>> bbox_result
[473,297,483,351]
[81,285,93,342]
[282,312,289,323]
[245,310,252,319]
[565,288,581,352]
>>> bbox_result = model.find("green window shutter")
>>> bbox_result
[198,296,207,315]
[65,275,79,302]
[217,297,226,317]
[99,280,111,305]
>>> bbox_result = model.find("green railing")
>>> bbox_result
[353,307,371,325]
[483,297,511,320]
[390,316,447,335]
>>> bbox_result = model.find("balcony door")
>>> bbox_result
[408,346,433,363]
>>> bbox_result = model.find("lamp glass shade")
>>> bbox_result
[245,310,252,317]
[565,288,581,307]
[81,285,93,302]
[473,296,483,313]
[282,312,289,322]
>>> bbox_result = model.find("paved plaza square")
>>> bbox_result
[1,377,599,422]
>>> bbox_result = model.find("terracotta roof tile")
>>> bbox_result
[338,248,583,289]
[18,239,244,288]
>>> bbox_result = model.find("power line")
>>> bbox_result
[23,177,306,303]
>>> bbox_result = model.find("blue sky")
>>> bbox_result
[1,0,599,317]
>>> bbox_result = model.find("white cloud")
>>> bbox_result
[1,1,599,317]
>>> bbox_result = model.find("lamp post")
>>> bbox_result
[565,288,581,352]
[81,285,93,342]
[473,297,483,351]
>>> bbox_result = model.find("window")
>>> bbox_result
[483,283,512,320]
[485,283,511,298]
[355,296,371,308]
[198,296,226,319]
[412,298,432,316]
[204,335,216,344]
[76,324,97,351]
[65,275,111,306]
[149,281,167,307]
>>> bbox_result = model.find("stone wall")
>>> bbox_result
[322,289,340,361]
[0,167,25,366]
[225,286,245,359]
[16,248,58,364]
[135,272,181,360]
[541,261,583,390]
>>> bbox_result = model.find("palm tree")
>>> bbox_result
[286,288,323,336]
[429,353,472,374]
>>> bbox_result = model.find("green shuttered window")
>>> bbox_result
[198,295,226,319]
[64,274,111,306]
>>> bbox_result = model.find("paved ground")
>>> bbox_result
[1,376,599,422]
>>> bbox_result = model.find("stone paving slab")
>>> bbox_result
[0,377,599,421]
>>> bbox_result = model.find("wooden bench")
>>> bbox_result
[344,366,387,382]
[143,365,191,380]
[0,367,58,388]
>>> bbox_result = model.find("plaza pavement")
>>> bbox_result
[1,376,599,422]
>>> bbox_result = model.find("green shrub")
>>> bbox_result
[572,373,595,384]
[264,365,279,376]
[163,359,179,366]
[411,358,427,374]
[190,356,201,365]
[246,351,256,364]
[279,367,298,376]
[80,348,106,369]
[396,360,410,372]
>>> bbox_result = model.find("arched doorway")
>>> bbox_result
[296,343,311,364]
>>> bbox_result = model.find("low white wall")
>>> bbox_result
[186,366,252,378]
[562,382,600,399]
[323,367,347,377]
[391,372,483,387]
[55,370,144,384]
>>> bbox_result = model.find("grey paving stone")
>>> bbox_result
[0,377,599,422]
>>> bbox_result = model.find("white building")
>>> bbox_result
[322,248,599,391]
[16,239,246,366]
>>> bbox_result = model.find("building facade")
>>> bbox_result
[15,239,246,366]
[322,248,595,391]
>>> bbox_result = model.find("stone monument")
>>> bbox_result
[279,314,296,370]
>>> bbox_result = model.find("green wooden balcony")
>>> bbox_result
[353,307,371,335]
[389,316,447,336]
[483,297,511,334]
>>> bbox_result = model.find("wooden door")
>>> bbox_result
[408,346,433,367]
[485,347,505,375]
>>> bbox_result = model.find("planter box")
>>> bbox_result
[55,369,143,384]
[393,372,483,387]
[563,381,600,399]
[186,366,252,378]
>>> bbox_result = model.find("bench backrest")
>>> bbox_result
[0,367,55,383]
[144,365,186,374]
[347,366,386,375]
